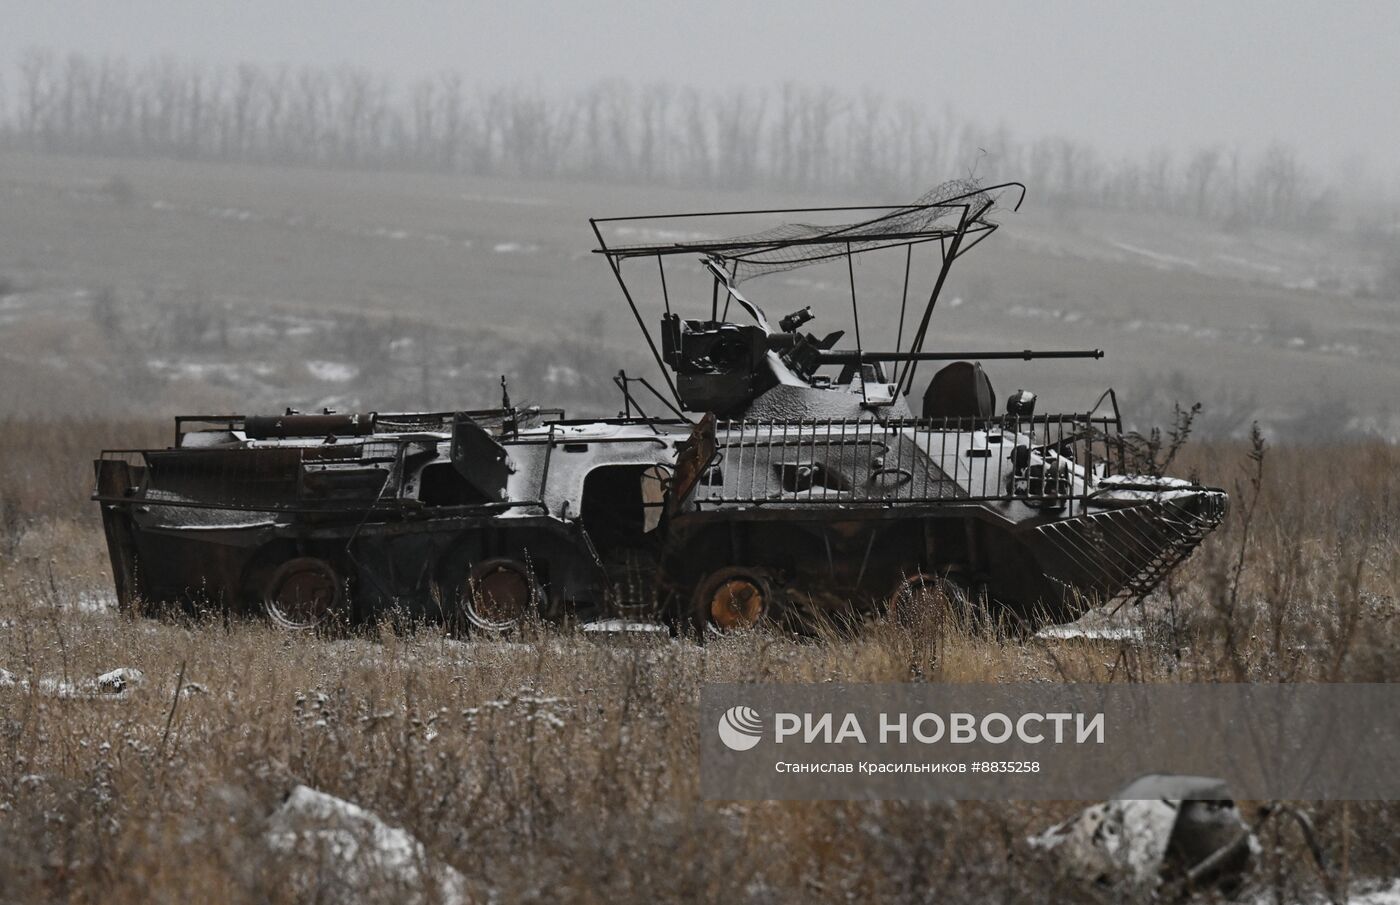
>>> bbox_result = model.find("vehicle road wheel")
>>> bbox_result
[887,573,970,635]
[692,566,773,637]
[262,557,343,630]
[463,558,540,633]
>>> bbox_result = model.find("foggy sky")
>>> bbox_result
[2,0,1396,179]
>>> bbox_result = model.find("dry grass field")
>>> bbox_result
[0,416,1397,902]
[1,151,1398,901]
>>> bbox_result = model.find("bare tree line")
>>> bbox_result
[3,48,1333,228]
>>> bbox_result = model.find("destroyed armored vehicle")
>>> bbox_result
[93,181,1226,634]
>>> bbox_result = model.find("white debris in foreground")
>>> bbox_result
[1030,797,1177,886]
[96,667,146,694]
[1030,775,1257,893]
[266,785,469,905]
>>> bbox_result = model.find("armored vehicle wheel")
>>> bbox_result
[887,573,969,633]
[463,558,541,633]
[262,557,344,630]
[693,566,773,636]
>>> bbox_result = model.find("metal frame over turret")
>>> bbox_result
[591,180,1102,419]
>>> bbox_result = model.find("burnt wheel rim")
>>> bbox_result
[264,558,340,629]
[708,578,766,631]
[465,562,534,632]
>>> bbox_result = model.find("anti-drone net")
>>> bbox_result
[712,178,997,283]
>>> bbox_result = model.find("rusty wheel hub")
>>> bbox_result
[694,567,773,634]
[263,557,341,629]
[465,559,536,632]
[710,578,765,630]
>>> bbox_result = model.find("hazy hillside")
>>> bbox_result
[1,151,1395,439]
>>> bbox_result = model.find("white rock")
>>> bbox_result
[1029,798,1178,886]
[266,785,469,905]
[96,667,145,693]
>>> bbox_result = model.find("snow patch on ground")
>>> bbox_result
[76,590,118,613]
[545,364,581,386]
[492,241,540,254]
[612,225,713,243]
[779,276,841,294]
[1352,880,1400,905]
[1108,241,1199,270]
[582,619,670,634]
[305,360,359,382]
[1244,879,1400,905]
[1036,625,1144,642]
[146,359,278,381]
[460,192,549,206]
[1215,253,1283,274]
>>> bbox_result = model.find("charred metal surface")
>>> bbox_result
[94,181,1226,632]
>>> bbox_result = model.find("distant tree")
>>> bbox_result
[4,47,1367,228]
[19,48,54,150]
[713,90,765,189]
[1145,146,1173,211]
[1381,249,1400,300]
[436,71,465,171]
[1251,142,1306,226]
[91,286,122,339]
[225,63,261,158]
[1185,147,1222,219]
[635,82,671,182]
[680,88,712,184]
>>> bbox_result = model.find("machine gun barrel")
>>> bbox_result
[816,349,1104,363]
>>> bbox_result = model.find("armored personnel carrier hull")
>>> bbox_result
[93,181,1226,633]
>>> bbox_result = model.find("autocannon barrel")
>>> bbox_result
[816,349,1104,363]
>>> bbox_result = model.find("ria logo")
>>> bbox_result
[717,705,763,751]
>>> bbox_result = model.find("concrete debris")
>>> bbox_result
[266,784,469,905]
[0,667,17,687]
[1029,774,1256,893]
